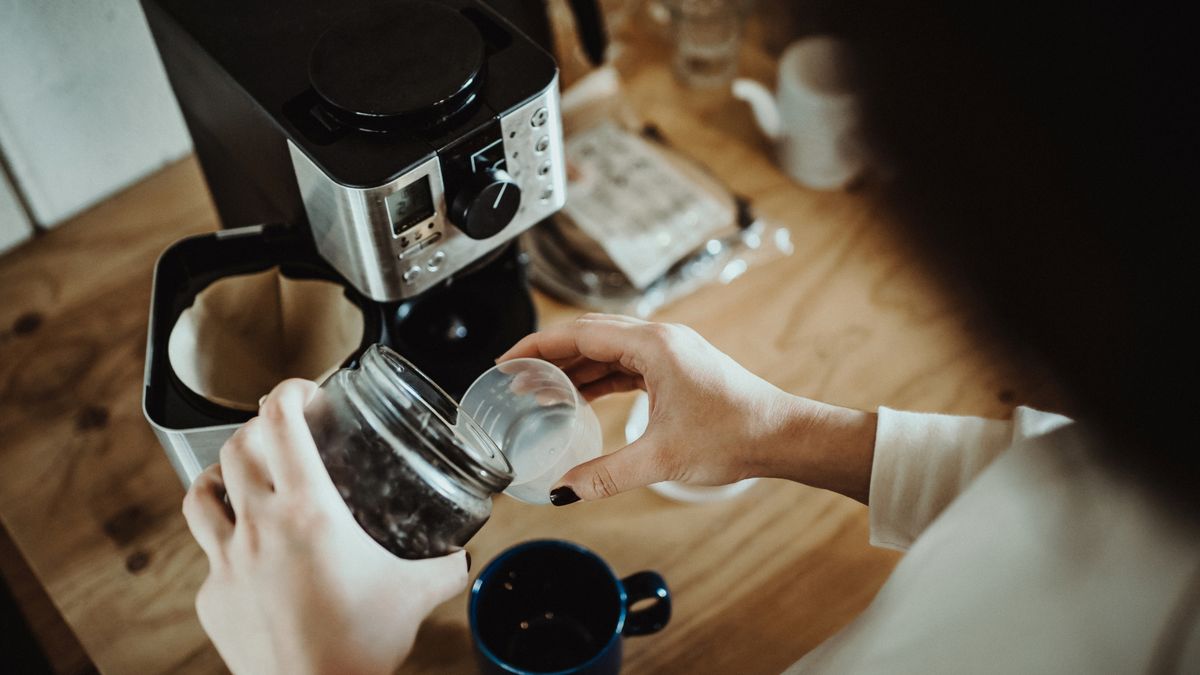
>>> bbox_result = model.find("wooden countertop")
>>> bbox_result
[0,24,1067,675]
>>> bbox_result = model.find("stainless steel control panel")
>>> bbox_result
[288,74,567,302]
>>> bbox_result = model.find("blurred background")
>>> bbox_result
[0,1,190,252]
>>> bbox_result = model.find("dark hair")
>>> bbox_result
[812,2,1198,503]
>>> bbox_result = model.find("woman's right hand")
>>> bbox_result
[498,314,877,505]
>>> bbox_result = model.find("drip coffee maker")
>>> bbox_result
[139,0,605,483]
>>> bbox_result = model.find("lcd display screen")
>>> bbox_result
[386,177,435,235]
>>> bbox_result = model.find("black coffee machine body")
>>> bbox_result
[140,0,604,483]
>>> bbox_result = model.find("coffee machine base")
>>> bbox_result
[381,244,537,397]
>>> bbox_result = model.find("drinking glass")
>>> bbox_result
[663,0,749,88]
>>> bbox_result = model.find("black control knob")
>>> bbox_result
[449,169,522,240]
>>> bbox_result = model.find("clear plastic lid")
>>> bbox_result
[459,359,602,504]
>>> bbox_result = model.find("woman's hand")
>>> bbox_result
[499,314,877,504]
[182,379,468,675]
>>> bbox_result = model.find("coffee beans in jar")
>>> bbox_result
[304,345,513,559]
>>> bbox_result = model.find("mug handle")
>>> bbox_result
[732,78,782,142]
[620,571,671,636]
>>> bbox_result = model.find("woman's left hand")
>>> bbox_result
[182,379,469,675]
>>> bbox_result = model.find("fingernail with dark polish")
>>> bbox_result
[550,486,580,506]
[465,551,472,572]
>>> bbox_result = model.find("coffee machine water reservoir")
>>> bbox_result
[139,0,600,484]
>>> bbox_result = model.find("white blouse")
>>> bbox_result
[787,407,1200,674]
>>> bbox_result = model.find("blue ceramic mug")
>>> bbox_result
[469,540,671,674]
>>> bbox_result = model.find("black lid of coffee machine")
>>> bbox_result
[148,0,557,188]
[309,2,486,132]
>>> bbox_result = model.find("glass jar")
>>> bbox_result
[304,344,514,559]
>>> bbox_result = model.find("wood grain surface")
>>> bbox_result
[0,16,1069,675]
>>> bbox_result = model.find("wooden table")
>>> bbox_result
[0,23,1068,675]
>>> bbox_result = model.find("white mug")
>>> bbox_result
[733,36,869,190]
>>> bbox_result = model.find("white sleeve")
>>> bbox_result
[868,406,1073,550]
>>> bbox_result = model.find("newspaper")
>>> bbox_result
[562,121,732,289]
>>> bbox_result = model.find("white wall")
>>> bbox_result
[0,0,191,227]
[0,168,33,254]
